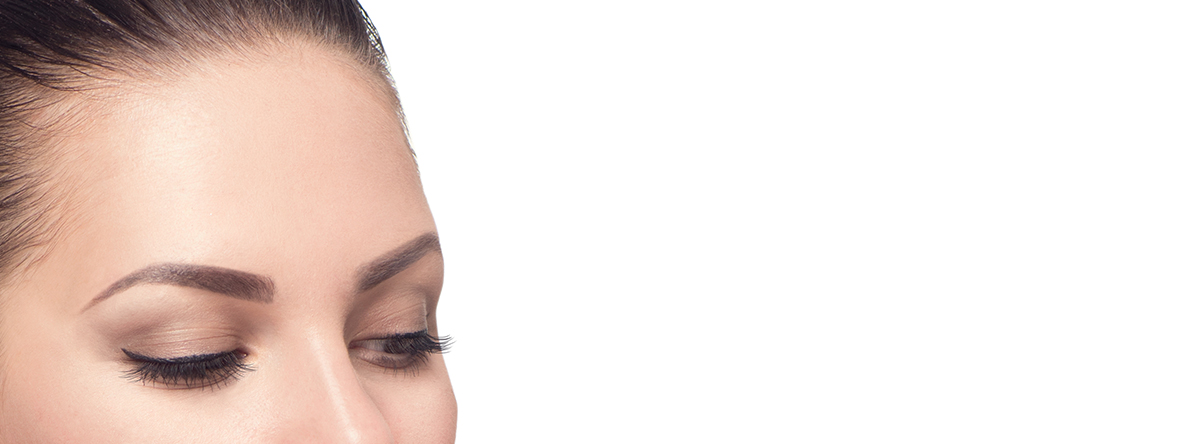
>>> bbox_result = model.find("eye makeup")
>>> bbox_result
[350,329,452,374]
[122,348,253,390]
[119,329,452,390]
[92,270,449,390]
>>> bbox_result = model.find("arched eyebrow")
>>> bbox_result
[82,232,441,312]
[355,232,441,293]
[84,263,275,312]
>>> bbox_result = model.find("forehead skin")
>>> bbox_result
[25,46,435,309]
[0,46,452,442]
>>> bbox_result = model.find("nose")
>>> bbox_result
[271,337,394,444]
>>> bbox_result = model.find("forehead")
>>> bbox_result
[40,47,433,296]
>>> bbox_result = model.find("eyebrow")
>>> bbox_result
[85,263,275,311]
[356,232,441,293]
[83,232,442,312]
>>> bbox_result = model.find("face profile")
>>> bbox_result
[0,1,456,442]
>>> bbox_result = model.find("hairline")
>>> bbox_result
[0,37,410,290]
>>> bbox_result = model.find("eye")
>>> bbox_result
[350,329,452,374]
[122,349,253,390]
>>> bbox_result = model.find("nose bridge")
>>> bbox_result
[279,333,393,444]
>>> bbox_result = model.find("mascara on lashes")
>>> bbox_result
[351,330,452,371]
[122,348,253,389]
[121,330,453,389]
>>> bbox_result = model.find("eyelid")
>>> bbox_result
[354,330,434,351]
[354,338,392,353]
[123,348,231,363]
[121,348,252,390]
[348,330,452,373]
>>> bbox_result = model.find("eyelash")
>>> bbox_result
[350,330,453,375]
[122,349,253,390]
[121,331,452,389]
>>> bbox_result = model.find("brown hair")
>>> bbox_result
[0,0,402,282]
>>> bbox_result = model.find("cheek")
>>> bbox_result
[366,359,458,443]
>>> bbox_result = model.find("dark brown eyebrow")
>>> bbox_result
[82,232,439,312]
[356,232,441,293]
[84,263,274,312]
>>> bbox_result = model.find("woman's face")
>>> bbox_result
[0,48,456,443]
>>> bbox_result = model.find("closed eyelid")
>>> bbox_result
[122,349,230,363]
[121,348,253,390]
[351,331,451,353]
[348,330,452,373]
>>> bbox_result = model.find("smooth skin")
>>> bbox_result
[0,44,456,443]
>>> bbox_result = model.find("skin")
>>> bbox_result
[0,45,456,443]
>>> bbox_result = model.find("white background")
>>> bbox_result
[363,1,1180,442]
